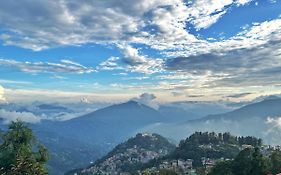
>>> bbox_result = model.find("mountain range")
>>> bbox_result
[142,98,281,144]
[31,100,169,174]
[1,97,281,174]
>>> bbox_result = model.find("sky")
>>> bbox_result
[0,0,280,103]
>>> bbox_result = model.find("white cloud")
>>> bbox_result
[266,117,281,129]
[236,0,254,6]
[165,17,281,89]
[0,85,5,102]
[118,44,148,66]
[0,59,95,74]
[269,0,277,3]
[3,88,136,104]
[186,0,233,30]
[98,57,124,71]
[0,0,175,50]
[0,79,32,85]
[0,0,253,51]
[118,44,164,74]
[99,44,164,74]
[132,93,158,108]
[0,109,41,124]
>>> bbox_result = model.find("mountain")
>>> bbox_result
[37,104,68,111]
[66,133,176,175]
[156,100,239,122]
[28,101,168,175]
[141,98,281,144]
[199,98,281,121]
[158,105,200,121]
[160,101,234,119]
[55,100,166,144]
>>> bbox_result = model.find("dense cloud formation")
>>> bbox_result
[166,31,281,87]
[0,0,280,101]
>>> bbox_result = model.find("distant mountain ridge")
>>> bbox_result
[141,97,281,144]
[196,98,281,122]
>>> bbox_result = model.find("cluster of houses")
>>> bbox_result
[80,145,168,175]
[161,159,194,174]
[78,142,281,175]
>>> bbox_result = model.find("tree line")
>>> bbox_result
[209,147,281,175]
[180,132,262,147]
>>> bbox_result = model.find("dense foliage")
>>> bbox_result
[169,132,261,167]
[142,132,262,171]
[179,132,262,147]
[209,148,281,175]
[0,121,49,175]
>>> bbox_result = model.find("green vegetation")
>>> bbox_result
[67,131,273,175]
[270,150,281,174]
[141,132,262,174]
[209,148,281,175]
[108,133,175,155]
[179,132,262,148]
[142,169,178,175]
[0,121,49,175]
[158,132,260,167]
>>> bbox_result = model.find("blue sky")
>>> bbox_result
[0,0,280,103]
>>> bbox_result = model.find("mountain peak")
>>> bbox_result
[123,100,144,106]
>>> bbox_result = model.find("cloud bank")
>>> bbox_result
[0,85,5,102]
[0,109,41,124]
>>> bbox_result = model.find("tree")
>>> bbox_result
[270,150,281,174]
[0,121,49,175]
[158,169,178,175]
[208,161,233,175]
[249,148,270,175]
[210,148,271,175]
[232,148,253,175]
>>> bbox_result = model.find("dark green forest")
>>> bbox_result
[209,148,281,175]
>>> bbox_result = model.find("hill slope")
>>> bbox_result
[67,133,176,175]
[199,98,281,121]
